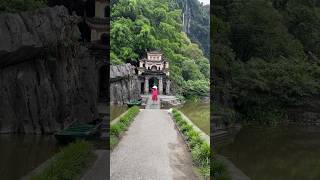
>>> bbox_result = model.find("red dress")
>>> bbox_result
[152,89,158,102]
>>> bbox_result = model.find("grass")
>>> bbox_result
[30,140,95,180]
[110,106,140,150]
[178,101,210,135]
[110,105,128,121]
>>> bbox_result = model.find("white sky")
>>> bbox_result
[198,0,210,5]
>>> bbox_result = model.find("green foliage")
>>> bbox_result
[171,109,213,178]
[176,0,210,57]
[30,140,94,180]
[110,106,140,149]
[212,160,231,180]
[110,124,122,137]
[111,0,209,97]
[182,79,210,97]
[213,0,320,124]
[191,142,210,167]
[0,0,47,12]
[180,123,193,134]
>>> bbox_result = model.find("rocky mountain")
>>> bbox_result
[0,6,100,134]
[110,64,140,105]
[176,0,210,57]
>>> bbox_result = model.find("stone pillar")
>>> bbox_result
[159,77,163,95]
[144,77,149,94]
[166,80,170,95]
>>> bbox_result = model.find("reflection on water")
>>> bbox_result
[219,126,320,180]
[0,135,59,180]
[179,101,210,135]
[110,105,127,120]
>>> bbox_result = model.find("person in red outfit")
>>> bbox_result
[151,86,158,102]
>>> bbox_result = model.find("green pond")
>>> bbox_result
[110,105,128,120]
[179,101,210,135]
[0,135,59,180]
[218,125,320,180]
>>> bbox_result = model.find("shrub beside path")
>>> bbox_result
[110,109,198,179]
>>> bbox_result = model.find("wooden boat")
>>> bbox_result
[54,121,100,143]
[127,99,142,107]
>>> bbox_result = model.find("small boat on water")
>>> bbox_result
[54,121,101,143]
[127,99,142,107]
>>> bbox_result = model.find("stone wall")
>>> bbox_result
[110,64,140,104]
[0,6,99,134]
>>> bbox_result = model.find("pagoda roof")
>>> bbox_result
[147,51,162,54]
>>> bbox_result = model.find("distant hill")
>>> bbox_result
[176,0,210,58]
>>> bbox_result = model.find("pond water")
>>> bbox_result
[218,125,320,180]
[179,101,210,135]
[110,105,127,120]
[0,135,59,180]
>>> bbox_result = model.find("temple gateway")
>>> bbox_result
[138,51,171,95]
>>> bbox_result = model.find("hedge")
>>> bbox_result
[110,106,140,149]
[171,108,230,179]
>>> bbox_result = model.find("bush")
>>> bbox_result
[180,124,193,134]
[191,142,210,167]
[173,112,182,119]
[110,124,122,137]
[110,106,140,149]
[119,116,130,126]
[0,0,47,12]
[212,160,230,180]
[171,109,212,178]
[173,114,182,123]
[186,129,200,141]
[189,136,203,149]
[31,140,94,180]
[177,119,187,127]
[200,165,210,178]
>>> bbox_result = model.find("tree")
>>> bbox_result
[111,0,209,97]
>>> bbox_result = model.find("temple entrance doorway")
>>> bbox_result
[141,82,145,94]
[85,0,95,18]
[163,81,167,95]
[148,77,158,93]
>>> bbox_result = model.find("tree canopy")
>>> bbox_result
[111,0,209,97]
[0,0,47,12]
[213,0,320,123]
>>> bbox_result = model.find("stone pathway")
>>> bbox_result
[145,96,160,109]
[110,109,197,180]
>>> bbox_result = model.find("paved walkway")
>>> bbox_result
[145,96,160,109]
[110,109,197,180]
[82,150,109,180]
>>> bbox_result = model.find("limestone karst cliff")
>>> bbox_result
[110,64,140,105]
[177,0,210,57]
[0,6,101,134]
